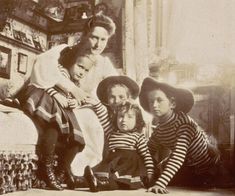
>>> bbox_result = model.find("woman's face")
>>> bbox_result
[86,26,109,55]
[69,56,93,82]
[117,109,136,132]
[147,89,174,121]
[108,85,129,110]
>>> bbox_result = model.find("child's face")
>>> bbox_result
[117,109,136,132]
[69,56,93,82]
[108,85,129,110]
[147,89,174,121]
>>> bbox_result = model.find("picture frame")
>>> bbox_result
[13,29,22,42]
[19,31,28,44]
[64,0,93,21]
[0,46,11,79]
[32,39,42,51]
[17,53,28,74]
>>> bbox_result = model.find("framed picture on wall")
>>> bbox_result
[17,53,28,74]
[0,46,11,79]
[13,30,22,42]
[33,39,42,51]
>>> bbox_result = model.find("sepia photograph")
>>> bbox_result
[0,0,235,196]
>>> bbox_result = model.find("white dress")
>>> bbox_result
[30,44,118,176]
[72,52,118,176]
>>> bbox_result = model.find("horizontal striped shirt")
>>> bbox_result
[93,102,154,175]
[148,112,218,188]
[109,131,154,174]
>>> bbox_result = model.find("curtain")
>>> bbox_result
[165,0,235,65]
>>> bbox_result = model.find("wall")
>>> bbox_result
[0,19,47,99]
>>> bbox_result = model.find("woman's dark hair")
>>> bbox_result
[83,13,116,37]
[112,101,145,133]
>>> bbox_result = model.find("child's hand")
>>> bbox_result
[53,93,68,108]
[147,185,169,194]
[68,98,79,109]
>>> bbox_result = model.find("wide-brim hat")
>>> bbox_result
[139,77,194,113]
[97,76,139,104]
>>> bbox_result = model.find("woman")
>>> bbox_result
[19,14,118,189]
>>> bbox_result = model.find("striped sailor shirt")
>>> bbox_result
[148,111,218,188]
[92,102,154,175]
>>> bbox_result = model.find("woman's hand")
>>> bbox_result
[68,98,79,109]
[53,93,69,108]
[72,88,90,104]
[147,185,169,194]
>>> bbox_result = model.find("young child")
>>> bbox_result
[19,53,95,190]
[88,75,141,137]
[83,101,155,192]
[139,77,221,194]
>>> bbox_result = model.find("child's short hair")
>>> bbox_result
[112,101,145,133]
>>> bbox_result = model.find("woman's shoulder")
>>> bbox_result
[94,55,118,77]
[96,55,111,66]
[38,44,68,58]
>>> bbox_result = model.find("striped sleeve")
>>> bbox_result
[92,102,114,138]
[45,87,58,97]
[155,125,195,188]
[137,134,154,174]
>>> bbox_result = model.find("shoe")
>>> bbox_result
[73,176,88,188]
[43,155,63,191]
[56,167,75,189]
[84,166,98,192]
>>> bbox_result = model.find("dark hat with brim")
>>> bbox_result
[97,76,139,104]
[139,77,194,113]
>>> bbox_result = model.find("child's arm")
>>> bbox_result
[45,87,69,108]
[137,134,155,176]
[147,134,162,164]
[149,126,194,193]
[90,101,114,138]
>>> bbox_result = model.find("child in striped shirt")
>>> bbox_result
[84,101,154,192]
[139,77,220,194]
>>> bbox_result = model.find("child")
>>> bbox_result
[139,77,221,194]
[19,52,95,190]
[83,101,155,192]
[90,75,141,135]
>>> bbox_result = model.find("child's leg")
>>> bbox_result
[37,118,63,190]
[56,142,83,189]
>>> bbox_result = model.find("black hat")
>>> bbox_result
[139,77,194,113]
[96,76,139,104]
